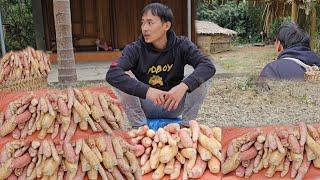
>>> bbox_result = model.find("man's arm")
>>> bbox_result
[182,39,216,92]
[106,44,149,99]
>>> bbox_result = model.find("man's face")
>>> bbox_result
[141,11,170,43]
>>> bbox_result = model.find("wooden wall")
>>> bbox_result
[41,0,196,51]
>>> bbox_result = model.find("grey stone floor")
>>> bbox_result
[48,61,227,83]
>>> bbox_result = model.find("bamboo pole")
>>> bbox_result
[291,0,298,22]
[310,4,318,50]
[0,10,6,57]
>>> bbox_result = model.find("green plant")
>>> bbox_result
[197,1,264,43]
[0,0,35,51]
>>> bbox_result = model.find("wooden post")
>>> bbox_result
[0,10,6,56]
[53,0,77,85]
[291,0,298,22]
[310,4,318,50]
[31,0,46,50]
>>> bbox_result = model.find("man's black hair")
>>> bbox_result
[275,22,310,49]
[142,3,174,28]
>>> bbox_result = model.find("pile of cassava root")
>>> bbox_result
[222,122,320,179]
[0,135,142,179]
[128,121,222,179]
[0,87,125,140]
[0,47,51,84]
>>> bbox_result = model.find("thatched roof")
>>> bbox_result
[195,20,237,36]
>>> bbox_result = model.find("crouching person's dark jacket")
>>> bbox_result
[260,44,320,80]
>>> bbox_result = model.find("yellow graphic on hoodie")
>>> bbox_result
[147,64,173,86]
[148,75,163,86]
[148,64,173,74]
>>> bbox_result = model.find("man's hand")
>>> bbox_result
[164,82,188,111]
[146,87,166,106]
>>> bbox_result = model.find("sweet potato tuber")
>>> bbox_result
[198,133,221,160]
[289,134,301,154]
[152,163,165,180]
[181,148,197,173]
[170,161,181,180]
[11,153,31,168]
[240,141,255,152]
[141,137,152,148]
[244,160,254,178]
[235,165,245,177]
[307,124,320,142]
[80,153,91,172]
[81,140,100,170]
[67,87,74,110]
[208,156,220,174]
[87,168,98,180]
[125,151,139,173]
[0,115,17,137]
[42,158,61,176]
[280,157,290,177]
[0,112,4,126]
[295,154,311,180]
[306,133,320,157]
[141,160,152,175]
[197,144,212,161]
[189,156,207,178]
[274,133,286,154]
[176,151,186,164]
[159,145,178,164]
[0,158,14,179]
[299,122,307,146]
[212,127,222,142]
[83,90,94,106]
[163,158,175,175]
[178,128,193,148]
[164,123,180,134]
[222,152,240,174]
[63,142,77,163]
[189,120,200,142]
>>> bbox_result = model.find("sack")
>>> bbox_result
[283,57,320,82]
[147,118,182,131]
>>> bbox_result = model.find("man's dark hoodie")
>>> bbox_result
[260,44,320,80]
[106,30,216,99]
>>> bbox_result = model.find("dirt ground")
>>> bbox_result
[211,44,276,74]
[197,45,320,128]
[197,76,320,128]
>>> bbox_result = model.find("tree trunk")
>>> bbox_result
[310,4,318,50]
[291,0,298,22]
[53,0,77,85]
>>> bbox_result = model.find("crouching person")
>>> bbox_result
[260,22,320,80]
[106,3,215,128]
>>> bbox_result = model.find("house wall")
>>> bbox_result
[41,0,196,51]
[197,34,233,54]
[210,34,233,54]
[197,35,211,54]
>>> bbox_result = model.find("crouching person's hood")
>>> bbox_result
[278,44,320,66]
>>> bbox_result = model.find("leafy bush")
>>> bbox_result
[0,0,35,52]
[197,1,264,43]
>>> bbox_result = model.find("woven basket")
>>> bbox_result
[0,76,47,91]
[305,70,320,82]
[304,65,320,82]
